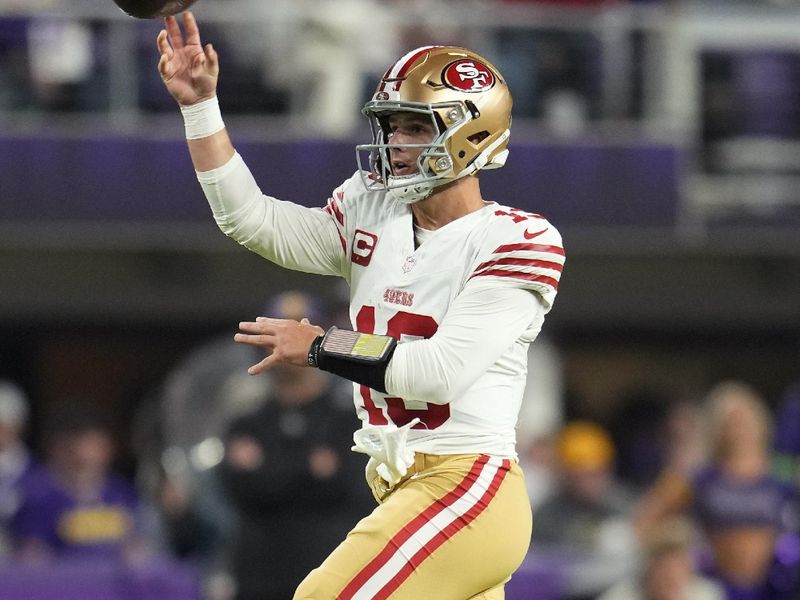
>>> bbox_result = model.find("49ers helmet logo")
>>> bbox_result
[442,59,495,93]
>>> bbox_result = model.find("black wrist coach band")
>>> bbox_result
[307,334,324,368]
[306,327,397,393]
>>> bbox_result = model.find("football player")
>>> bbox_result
[157,12,565,599]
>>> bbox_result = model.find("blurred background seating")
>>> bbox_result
[1,1,799,599]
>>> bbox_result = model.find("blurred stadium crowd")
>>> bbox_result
[0,0,797,134]
[1,1,800,600]
[1,296,799,600]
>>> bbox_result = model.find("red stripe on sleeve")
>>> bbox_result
[474,257,564,275]
[493,243,565,256]
[326,197,345,226]
[322,204,347,253]
[471,269,560,290]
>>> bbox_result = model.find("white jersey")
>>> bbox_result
[199,155,565,457]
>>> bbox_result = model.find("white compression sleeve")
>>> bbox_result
[197,152,346,277]
[385,282,546,405]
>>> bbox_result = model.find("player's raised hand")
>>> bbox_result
[157,12,218,106]
[235,317,325,374]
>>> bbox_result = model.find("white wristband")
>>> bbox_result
[180,96,225,140]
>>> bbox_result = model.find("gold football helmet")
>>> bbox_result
[356,45,513,204]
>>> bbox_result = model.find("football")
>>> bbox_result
[112,0,199,19]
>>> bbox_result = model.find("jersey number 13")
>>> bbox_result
[356,305,450,430]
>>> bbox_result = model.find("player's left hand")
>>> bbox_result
[235,317,324,374]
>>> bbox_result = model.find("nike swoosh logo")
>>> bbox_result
[523,227,548,240]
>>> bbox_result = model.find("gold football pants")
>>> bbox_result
[294,453,532,600]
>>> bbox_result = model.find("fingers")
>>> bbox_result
[190,51,207,77]
[204,43,219,75]
[165,15,184,49]
[158,53,172,80]
[249,317,323,338]
[239,320,277,333]
[299,317,324,336]
[183,11,201,47]
[247,354,279,376]
[234,327,280,375]
[249,317,298,327]
[156,30,173,78]
[233,332,275,347]
[235,318,320,374]
[156,29,172,55]
[235,321,279,348]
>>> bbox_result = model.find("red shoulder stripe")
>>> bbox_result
[325,197,345,227]
[322,205,347,253]
[474,257,564,275]
[471,269,559,290]
[493,243,565,256]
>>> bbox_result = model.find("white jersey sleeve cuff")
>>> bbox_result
[196,151,245,185]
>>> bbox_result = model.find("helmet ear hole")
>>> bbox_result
[467,131,490,146]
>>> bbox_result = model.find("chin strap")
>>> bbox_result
[387,179,435,204]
